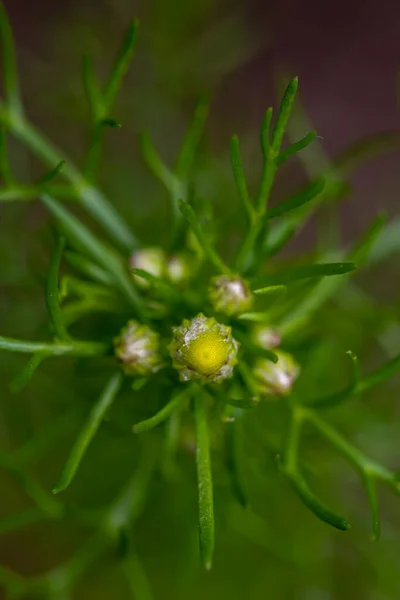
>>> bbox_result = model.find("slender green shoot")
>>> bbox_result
[276,130,317,165]
[45,234,71,341]
[252,262,356,290]
[271,76,298,154]
[41,195,144,316]
[37,160,66,185]
[0,335,109,356]
[194,394,215,570]
[362,472,380,541]
[10,351,48,393]
[102,19,139,110]
[229,135,254,222]
[175,94,209,177]
[133,386,193,433]
[178,200,230,273]
[82,53,103,123]
[53,372,123,493]
[266,177,325,220]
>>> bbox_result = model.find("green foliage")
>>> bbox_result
[1,3,400,598]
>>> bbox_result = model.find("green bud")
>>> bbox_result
[168,313,239,383]
[130,247,166,288]
[252,325,281,350]
[253,350,299,397]
[166,253,192,284]
[114,320,163,376]
[208,275,253,317]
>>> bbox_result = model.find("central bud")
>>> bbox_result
[169,313,239,383]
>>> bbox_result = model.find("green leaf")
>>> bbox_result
[0,335,108,356]
[140,131,183,197]
[64,251,114,286]
[266,177,325,220]
[131,268,179,300]
[362,472,380,541]
[36,160,66,185]
[178,199,229,273]
[82,53,103,123]
[194,394,215,570]
[356,351,400,395]
[229,135,254,221]
[255,106,275,211]
[0,1,22,114]
[271,77,298,154]
[41,195,144,316]
[10,351,48,393]
[45,234,71,341]
[52,372,123,493]
[252,262,356,289]
[286,471,350,531]
[103,18,140,111]
[133,386,193,433]
[276,130,317,165]
[252,284,288,297]
[175,94,209,177]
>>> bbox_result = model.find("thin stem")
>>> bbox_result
[194,394,215,570]
[361,471,380,541]
[0,335,109,356]
[225,409,248,508]
[133,386,193,434]
[53,372,123,493]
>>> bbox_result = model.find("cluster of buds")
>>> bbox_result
[120,247,300,396]
[208,275,253,317]
[168,314,239,383]
[130,247,192,287]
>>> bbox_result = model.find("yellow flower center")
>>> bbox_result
[184,331,229,376]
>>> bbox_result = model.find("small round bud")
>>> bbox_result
[208,275,253,317]
[166,253,192,284]
[114,320,163,376]
[168,313,239,383]
[252,325,281,350]
[253,351,299,397]
[130,247,166,288]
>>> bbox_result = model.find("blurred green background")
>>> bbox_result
[1,0,400,598]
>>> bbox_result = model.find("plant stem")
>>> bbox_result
[194,393,215,570]
[0,335,109,356]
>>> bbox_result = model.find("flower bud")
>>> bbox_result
[208,275,253,317]
[253,350,299,397]
[114,320,163,376]
[166,253,192,284]
[130,247,166,288]
[169,313,239,383]
[252,325,281,350]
